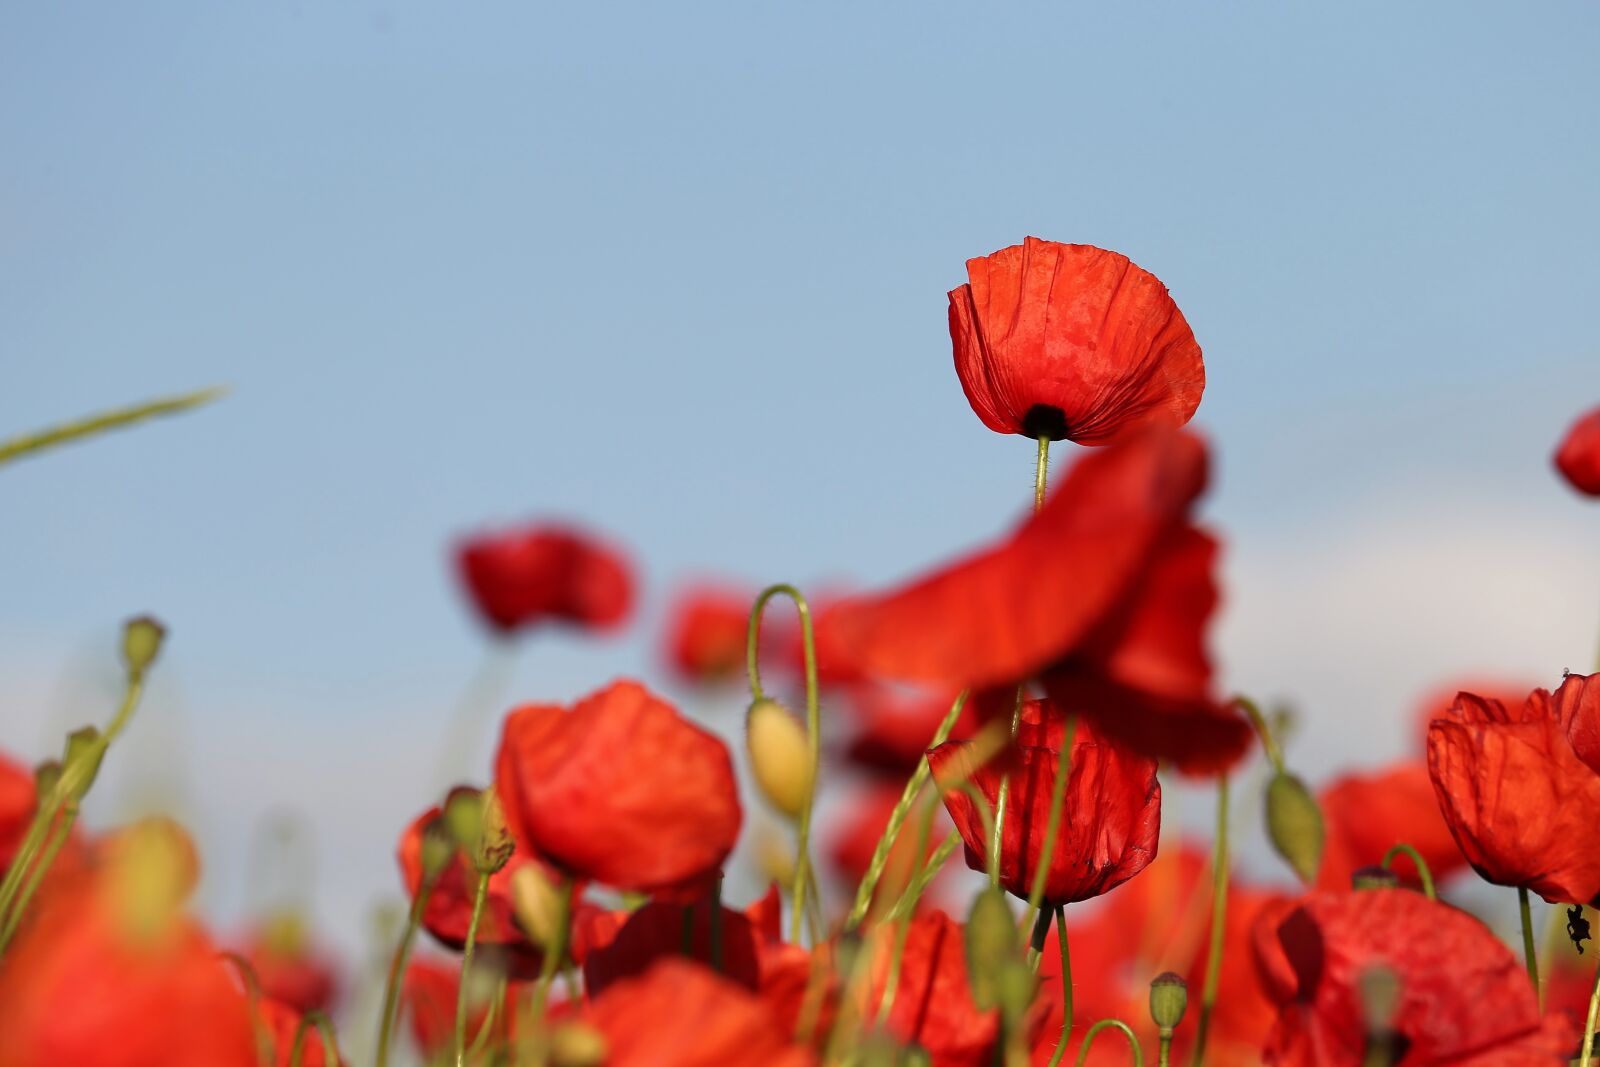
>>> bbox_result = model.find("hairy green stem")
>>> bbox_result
[1044,905,1075,1067]
[1069,1018,1142,1067]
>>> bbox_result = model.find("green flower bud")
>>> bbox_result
[419,816,457,879]
[964,886,1018,1011]
[61,726,107,801]
[1352,865,1399,891]
[1149,971,1188,1031]
[1265,771,1324,884]
[745,697,813,819]
[471,788,515,874]
[122,615,166,677]
[443,787,485,854]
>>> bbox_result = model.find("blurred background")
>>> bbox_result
[3,0,1598,1018]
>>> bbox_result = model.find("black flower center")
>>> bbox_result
[1021,404,1070,441]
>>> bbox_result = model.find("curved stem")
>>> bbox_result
[375,876,438,1067]
[288,1011,339,1067]
[1189,776,1230,1067]
[1234,696,1283,774]
[1024,715,1079,934]
[453,871,491,1066]
[1042,905,1075,1066]
[0,386,225,467]
[1518,887,1541,1008]
[1379,843,1436,900]
[220,951,273,1067]
[1068,1018,1142,1067]
[846,690,969,930]
[746,583,821,943]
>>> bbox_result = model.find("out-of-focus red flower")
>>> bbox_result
[256,996,344,1067]
[456,523,634,636]
[1316,763,1469,892]
[401,956,522,1060]
[1262,888,1570,1064]
[1,751,36,869]
[843,685,977,776]
[822,427,1250,773]
[663,584,755,684]
[583,957,816,1067]
[1427,674,1600,904]
[495,679,741,896]
[1411,679,1536,756]
[582,886,773,995]
[0,819,258,1067]
[236,911,341,1014]
[1555,406,1600,497]
[929,699,1160,905]
[949,237,1205,444]
[828,780,950,911]
[862,910,1005,1067]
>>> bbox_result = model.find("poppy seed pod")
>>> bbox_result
[121,615,166,677]
[1265,771,1324,884]
[745,698,812,820]
[1148,971,1188,1031]
[964,886,1017,1011]
[1352,865,1399,891]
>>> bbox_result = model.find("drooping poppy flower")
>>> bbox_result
[949,237,1204,444]
[663,584,757,685]
[861,910,1009,1067]
[256,996,345,1067]
[822,427,1250,774]
[582,885,774,995]
[583,957,816,1067]
[1555,406,1600,497]
[929,698,1159,905]
[494,679,741,896]
[456,522,634,635]
[1262,888,1571,1065]
[236,911,341,1013]
[1427,674,1600,904]
[1316,763,1469,892]
[0,819,258,1067]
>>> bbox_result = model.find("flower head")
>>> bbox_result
[1555,406,1600,497]
[456,523,634,635]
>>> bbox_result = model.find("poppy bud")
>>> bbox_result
[1358,964,1402,1034]
[32,760,62,807]
[964,886,1018,1011]
[100,817,199,946]
[1149,971,1188,1032]
[61,726,106,801]
[1352,865,1399,890]
[754,823,797,887]
[443,787,485,852]
[121,615,166,677]
[472,788,514,874]
[1265,771,1323,884]
[508,864,564,950]
[745,697,812,819]
[418,816,455,879]
[548,1023,607,1067]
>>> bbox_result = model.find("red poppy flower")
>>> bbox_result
[1316,763,1469,892]
[396,792,551,976]
[236,912,341,1013]
[456,523,634,635]
[582,886,778,995]
[861,910,1007,1067]
[663,584,755,684]
[401,956,523,1060]
[1555,406,1600,497]
[1262,888,1570,1065]
[822,428,1249,773]
[949,238,1204,444]
[1427,674,1600,904]
[1411,679,1535,756]
[256,996,344,1067]
[583,957,816,1067]
[494,679,741,896]
[0,823,257,1067]
[929,699,1160,905]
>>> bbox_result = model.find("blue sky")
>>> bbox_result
[4,2,1599,981]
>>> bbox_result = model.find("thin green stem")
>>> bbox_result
[1024,715,1079,934]
[1189,776,1230,1067]
[888,830,961,923]
[287,1011,339,1067]
[375,876,438,1067]
[0,798,78,953]
[746,583,821,944]
[875,797,941,1024]
[0,386,225,467]
[1158,1033,1173,1067]
[1034,434,1052,510]
[1234,696,1283,774]
[1582,951,1600,1067]
[466,971,507,1060]
[1068,1019,1142,1067]
[1379,843,1436,900]
[454,871,491,1066]
[846,690,970,930]
[1518,887,1541,1008]
[1043,905,1075,1067]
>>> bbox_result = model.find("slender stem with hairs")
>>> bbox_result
[1189,776,1230,1067]
[1044,904,1076,1067]
[1069,1018,1142,1067]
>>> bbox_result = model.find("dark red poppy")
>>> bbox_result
[822,428,1249,774]
[949,237,1204,444]
[401,956,523,1060]
[1555,406,1600,497]
[256,996,344,1067]
[1317,763,1470,892]
[0,824,257,1067]
[663,584,755,684]
[236,912,340,1014]
[1262,888,1570,1065]
[929,699,1160,905]
[582,886,778,995]
[456,523,634,635]
[494,679,741,896]
[583,957,816,1067]
[1427,674,1600,904]
[861,910,1007,1067]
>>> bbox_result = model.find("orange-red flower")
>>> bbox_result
[862,910,1006,1067]
[236,913,341,1013]
[949,238,1204,444]
[456,523,634,635]
[662,584,755,684]
[1427,674,1600,904]
[822,427,1249,773]
[494,679,741,896]
[1317,763,1469,892]
[583,957,816,1067]
[256,996,344,1067]
[1262,888,1570,1065]
[582,886,775,995]
[929,699,1159,905]
[1555,406,1600,497]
